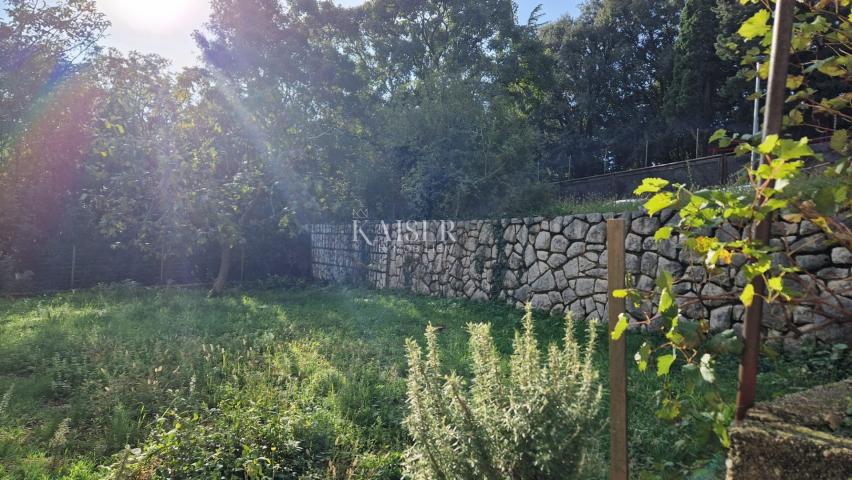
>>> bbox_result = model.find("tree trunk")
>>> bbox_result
[208,244,232,297]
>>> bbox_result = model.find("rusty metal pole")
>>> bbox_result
[735,0,795,423]
[607,218,628,480]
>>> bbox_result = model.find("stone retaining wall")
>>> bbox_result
[308,211,852,342]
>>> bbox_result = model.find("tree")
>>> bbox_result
[0,0,107,269]
[663,0,738,157]
[538,0,681,176]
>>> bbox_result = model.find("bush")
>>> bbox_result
[403,305,605,479]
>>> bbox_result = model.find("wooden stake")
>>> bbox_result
[736,0,795,423]
[607,218,628,480]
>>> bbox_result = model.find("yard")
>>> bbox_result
[0,284,847,479]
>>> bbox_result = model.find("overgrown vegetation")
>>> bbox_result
[0,285,847,478]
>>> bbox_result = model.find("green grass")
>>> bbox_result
[0,284,847,478]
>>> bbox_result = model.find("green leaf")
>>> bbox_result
[611,313,629,340]
[657,353,676,376]
[816,57,845,77]
[776,138,813,161]
[654,226,673,241]
[758,134,779,154]
[644,192,675,216]
[767,276,783,292]
[612,289,629,299]
[738,9,771,40]
[634,178,670,195]
[709,129,728,144]
[786,75,804,89]
[740,283,755,307]
[830,129,848,153]
[659,288,675,314]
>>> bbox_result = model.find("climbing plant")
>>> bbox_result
[613,0,850,450]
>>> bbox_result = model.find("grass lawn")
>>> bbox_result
[0,284,847,479]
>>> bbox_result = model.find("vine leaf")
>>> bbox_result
[657,353,676,376]
[738,9,770,40]
[611,313,629,340]
[740,283,755,307]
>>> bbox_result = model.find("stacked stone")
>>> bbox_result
[500,214,611,320]
[308,212,852,343]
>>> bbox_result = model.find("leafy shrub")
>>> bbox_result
[403,305,604,479]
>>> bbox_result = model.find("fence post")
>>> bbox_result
[607,218,628,480]
[70,244,76,289]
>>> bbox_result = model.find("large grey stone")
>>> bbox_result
[586,222,607,244]
[771,221,798,236]
[709,305,733,331]
[513,284,530,301]
[625,253,640,273]
[817,267,849,280]
[503,225,517,242]
[530,293,552,310]
[831,247,852,265]
[547,253,568,269]
[715,223,739,242]
[555,270,568,290]
[564,218,590,240]
[791,234,829,253]
[701,282,729,307]
[524,244,536,267]
[626,233,643,252]
[532,270,556,292]
[503,270,519,289]
[566,241,585,258]
[563,258,580,278]
[631,216,660,235]
[799,220,821,235]
[551,235,569,253]
[534,231,552,250]
[562,288,577,304]
[640,252,658,277]
[658,257,683,277]
[518,224,528,245]
[508,252,523,269]
[796,254,830,271]
[575,278,595,296]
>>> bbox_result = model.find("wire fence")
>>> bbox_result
[0,233,313,296]
[554,138,834,199]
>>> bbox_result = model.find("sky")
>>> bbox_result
[92,0,583,70]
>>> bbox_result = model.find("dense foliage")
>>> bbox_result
[5,0,846,292]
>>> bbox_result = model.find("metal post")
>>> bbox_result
[607,218,628,480]
[70,244,76,289]
[750,62,762,169]
[736,0,795,423]
[695,127,700,158]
